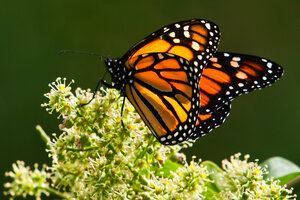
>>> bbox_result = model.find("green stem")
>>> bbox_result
[36,125,51,149]
[38,186,71,199]
[66,147,99,151]
[135,136,156,162]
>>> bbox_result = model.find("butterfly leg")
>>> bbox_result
[120,96,126,128]
[79,77,113,107]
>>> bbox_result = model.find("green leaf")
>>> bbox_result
[261,157,300,179]
[157,160,182,178]
[276,172,300,186]
[201,161,230,197]
[261,157,300,196]
[276,172,300,196]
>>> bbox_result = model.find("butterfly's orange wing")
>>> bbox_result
[121,19,220,75]
[104,19,283,145]
[188,52,283,140]
[125,53,200,145]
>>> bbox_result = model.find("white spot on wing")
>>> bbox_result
[163,27,169,32]
[173,38,180,43]
[267,62,273,68]
[175,24,180,28]
[169,32,175,38]
[183,25,189,31]
[191,41,200,51]
[238,83,244,87]
[174,132,179,137]
[230,61,239,68]
[184,31,190,38]
[205,23,211,30]
[232,57,241,61]
[158,53,164,59]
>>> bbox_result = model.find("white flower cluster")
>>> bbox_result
[4,78,296,200]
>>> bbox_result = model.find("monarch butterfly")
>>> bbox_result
[92,19,283,145]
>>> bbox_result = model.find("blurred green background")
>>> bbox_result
[1,0,299,198]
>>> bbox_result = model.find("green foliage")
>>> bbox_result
[261,157,300,180]
[261,157,300,196]
[4,78,297,199]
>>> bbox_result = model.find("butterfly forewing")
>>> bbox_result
[188,52,283,141]
[125,53,200,145]
[121,19,220,76]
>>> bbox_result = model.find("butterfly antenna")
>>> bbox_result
[58,49,110,60]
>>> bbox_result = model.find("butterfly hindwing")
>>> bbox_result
[124,53,200,145]
[121,19,221,76]
[189,102,231,140]
[188,52,283,141]
[199,52,283,115]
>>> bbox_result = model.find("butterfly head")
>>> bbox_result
[105,58,129,91]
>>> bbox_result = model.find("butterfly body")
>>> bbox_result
[103,19,283,145]
[105,58,129,91]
